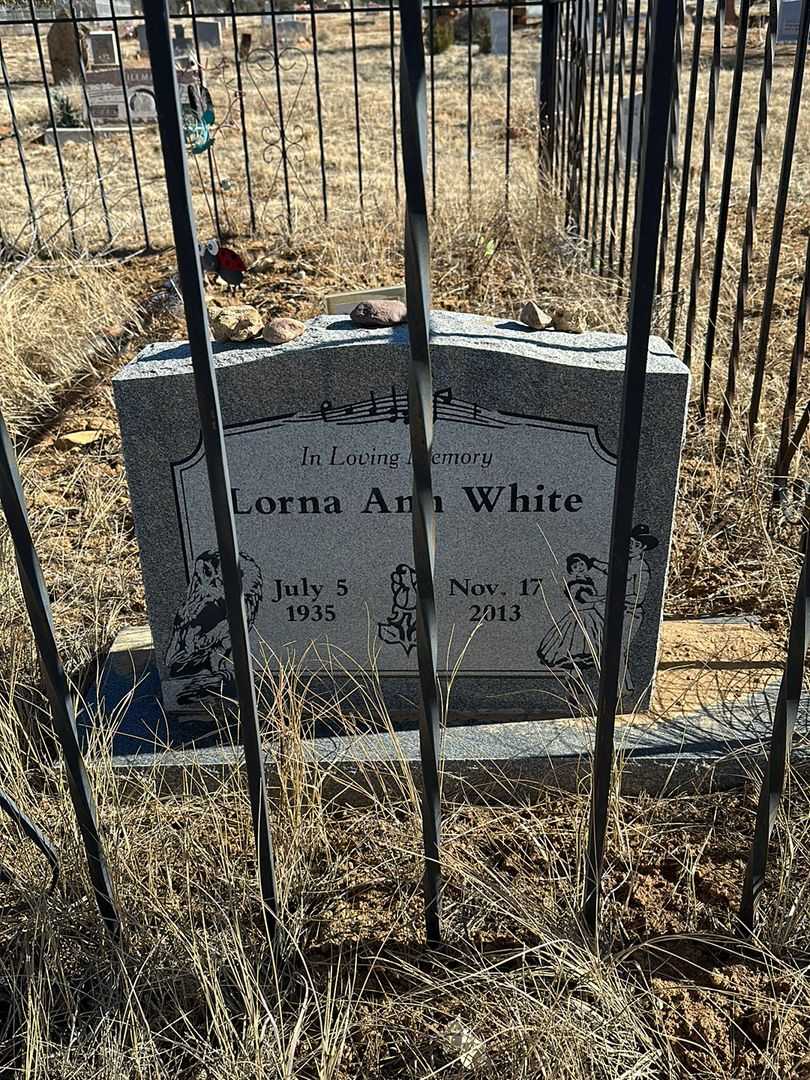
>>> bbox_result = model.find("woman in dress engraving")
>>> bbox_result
[537,552,607,670]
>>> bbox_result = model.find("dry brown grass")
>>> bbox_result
[0,13,806,1079]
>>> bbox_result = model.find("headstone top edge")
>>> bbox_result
[113,311,686,383]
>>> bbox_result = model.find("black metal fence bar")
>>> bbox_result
[539,0,560,173]
[582,0,678,934]
[26,0,76,250]
[0,410,119,938]
[0,37,38,249]
[109,0,151,250]
[666,0,704,344]
[388,0,400,205]
[698,0,750,418]
[188,0,223,240]
[144,0,278,936]
[775,233,810,498]
[67,0,113,248]
[682,0,725,371]
[348,0,365,212]
[718,0,776,457]
[398,0,442,945]
[228,0,257,234]
[739,507,809,932]
[617,0,641,282]
[654,0,683,298]
[265,7,294,232]
[598,0,619,272]
[747,0,810,440]
[309,2,330,220]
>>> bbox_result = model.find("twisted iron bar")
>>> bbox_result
[698,0,751,419]
[740,506,809,932]
[718,0,776,458]
[582,0,678,934]
[0,409,119,938]
[747,0,810,440]
[144,0,278,938]
[682,0,726,370]
[599,0,620,272]
[775,233,810,501]
[398,0,443,945]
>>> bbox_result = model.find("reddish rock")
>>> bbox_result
[350,299,407,328]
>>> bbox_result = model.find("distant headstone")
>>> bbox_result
[239,31,252,58]
[777,0,807,41]
[173,22,190,56]
[194,18,221,48]
[263,13,310,42]
[136,22,148,52]
[47,16,89,84]
[113,312,689,720]
[82,66,193,124]
[88,29,118,66]
[489,7,510,54]
[619,92,643,169]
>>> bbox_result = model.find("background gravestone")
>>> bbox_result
[195,19,222,47]
[47,14,89,84]
[114,312,689,723]
[489,8,510,54]
[88,29,118,66]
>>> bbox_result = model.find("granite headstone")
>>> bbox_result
[113,312,689,720]
[489,7,510,53]
[88,29,118,66]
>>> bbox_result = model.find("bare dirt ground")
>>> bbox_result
[0,10,807,1079]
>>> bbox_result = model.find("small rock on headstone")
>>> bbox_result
[262,317,306,345]
[519,300,552,330]
[350,299,407,327]
[209,305,263,342]
[551,307,585,334]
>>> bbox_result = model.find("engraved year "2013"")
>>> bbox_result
[469,603,521,622]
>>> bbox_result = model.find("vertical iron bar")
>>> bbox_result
[654,0,683,297]
[567,0,588,230]
[747,0,810,440]
[505,0,514,200]
[682,0,725,370]
[775,232,810,497]
[388,0,400,205]
[66,0,113,247]
[27,0,76,250]
[266,1,293,231]
[228,0,256,234]
[428,0,437,210]
[309,3,330,221]
[398,0,442,946]
[110,0,150,250]
[467,0,473,189]
[188,0,223,239]
[666,0,704,343]
[698,0,750,418]
[584,0,600,237]
[0,412,119,938]
[539,0,559,173]
[739,510,809,933]
[348,0,365,212]
[561,0,571,193]
[617,0,641,283]
[606,0,626,270]
[582,0,678,934]
[144,0,277,935]
[718,0,776,458]
[598,0,619,271]
[589,0,606,267]
[0,37,39,249]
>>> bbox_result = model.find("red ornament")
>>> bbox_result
[198,239,246,289]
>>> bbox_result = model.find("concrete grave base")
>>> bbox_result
[43,126,130,146]
[82,618,810,801]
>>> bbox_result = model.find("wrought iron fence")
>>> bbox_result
[0,0,807,948]
[546,0,810,505]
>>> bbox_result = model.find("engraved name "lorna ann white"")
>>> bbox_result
[230,483,584,516]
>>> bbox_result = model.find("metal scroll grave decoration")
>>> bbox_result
[183,81,216,155]
[238,45,311,228]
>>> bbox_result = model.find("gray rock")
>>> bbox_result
[209,305,263,343]
[262,317,306,345]
[519,300,553,331]
[350,299,407,328]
